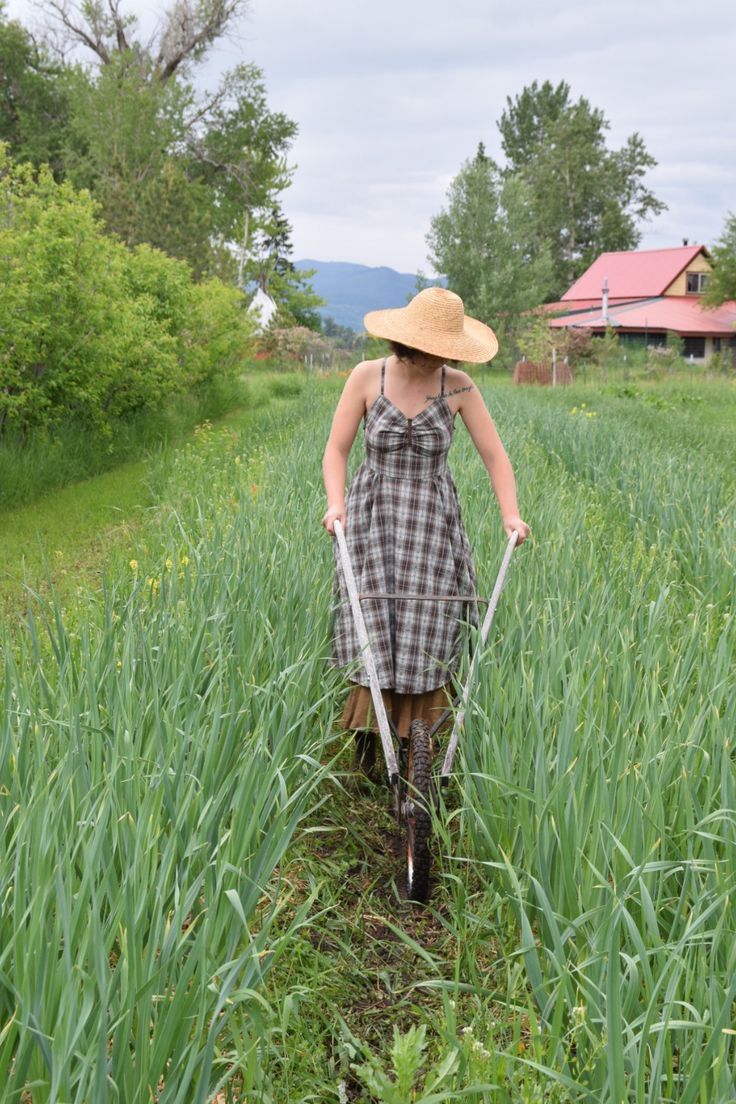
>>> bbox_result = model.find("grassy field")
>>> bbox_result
[1,372,734,1102]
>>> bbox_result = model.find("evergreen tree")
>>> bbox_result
[248,206,323,330]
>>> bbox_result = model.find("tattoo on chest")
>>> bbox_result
[425,384,474,401]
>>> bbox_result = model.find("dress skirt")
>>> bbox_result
[340,682,453,741]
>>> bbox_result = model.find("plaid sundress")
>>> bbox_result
[332,361,476,694]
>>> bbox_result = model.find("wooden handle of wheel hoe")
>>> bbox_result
[333,518,400,782]
[440,528,519,784]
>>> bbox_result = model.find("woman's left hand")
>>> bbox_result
[503,515,531,544]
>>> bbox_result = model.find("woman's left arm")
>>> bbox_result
[457,378,531,544]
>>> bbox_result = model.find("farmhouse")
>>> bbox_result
[546,244,736,363]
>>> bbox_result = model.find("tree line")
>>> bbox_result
[0,0,321,326]
[0,0,329,438]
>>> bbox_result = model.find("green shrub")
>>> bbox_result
[185,277,256,387]
[0,146,255,439]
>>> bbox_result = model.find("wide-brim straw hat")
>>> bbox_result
[364,287,498,363]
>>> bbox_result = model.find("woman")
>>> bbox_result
[322,286,530,773]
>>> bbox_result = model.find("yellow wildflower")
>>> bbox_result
[165,558,173,572]
[129,559,138,572]
[180,555,189,567]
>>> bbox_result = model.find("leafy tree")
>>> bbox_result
[499,80,665,296]
[191,64,297,272]
[497,81,571,170]
[0,3,69,174]
[59,50,297,281]
[703,213,736,305]
[61,56,219,274]
[426,143,554,349]
[7,0,314,313]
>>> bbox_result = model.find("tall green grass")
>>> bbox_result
[0,389,342,1100]
[446,380,736,1100]
[2,375,734,1101]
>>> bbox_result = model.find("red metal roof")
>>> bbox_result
[549,296,736,336]
[561,245,707,301]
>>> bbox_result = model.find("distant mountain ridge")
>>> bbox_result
[295,259,444,332]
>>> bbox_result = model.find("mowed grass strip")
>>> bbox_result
[0,373,321,623]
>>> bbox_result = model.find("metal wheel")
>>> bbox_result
[405,719,433,902]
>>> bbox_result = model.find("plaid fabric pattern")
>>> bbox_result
[332,387,477,694]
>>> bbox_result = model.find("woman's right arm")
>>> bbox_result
[321,362,370,535]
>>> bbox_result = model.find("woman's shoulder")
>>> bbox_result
[344,357,383,391]
[443,364,476,395]
[351,356,384,377]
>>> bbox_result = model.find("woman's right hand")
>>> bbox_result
[321,505,345,536]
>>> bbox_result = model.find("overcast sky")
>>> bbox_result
[10,0,736,273]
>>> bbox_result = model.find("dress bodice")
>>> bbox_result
[363,394,454,481]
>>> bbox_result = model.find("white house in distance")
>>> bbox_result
[545,245,736,363]
[248,286,278,331]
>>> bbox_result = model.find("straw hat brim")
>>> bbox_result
[363,304,498,363]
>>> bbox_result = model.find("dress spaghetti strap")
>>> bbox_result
[440,364,446,397]
[381,358,386,395]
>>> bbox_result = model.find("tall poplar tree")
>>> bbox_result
[499,80,665,296]
[426,143,554,345]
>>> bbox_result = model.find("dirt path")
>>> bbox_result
[265,740,514,1100]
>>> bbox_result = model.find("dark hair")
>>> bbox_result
[388,340,457,366]
[388,340,423,362]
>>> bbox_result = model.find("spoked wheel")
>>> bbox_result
[405,719,433,903]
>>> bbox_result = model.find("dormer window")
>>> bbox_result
[686,272,709,294]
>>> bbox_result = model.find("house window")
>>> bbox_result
[683,336,705,359]
[686,272,709,294]
[619,332,665,347]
